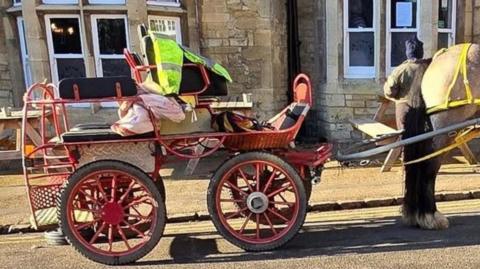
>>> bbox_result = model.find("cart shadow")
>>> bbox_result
[136,213,480,266]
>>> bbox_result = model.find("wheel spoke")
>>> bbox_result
[255,214,260,239]
[118,180,136,204]
[267,183,292,198]
[224,181,248,196]
[262,168,277,193]
[74,220,98,231]
[278,193,289,203]
[225,207,248,220]
[72,206,97,214]
[116,225,131,250]
[255,163,261,192]
[220,199,245,203]
[126,213,150,220]
[130,205,145,217]
[123,196,151,210]
[237,168,254,193]
[110,174,118,202]
[89,222,106,244]
[267,208,289,223]
[238,212,252,234]
[270,200,295,207]
[262,213,277,235]
[78,189,99,205]
[107,224,114,252]
[122,220,146,238]
[95,177,108,202]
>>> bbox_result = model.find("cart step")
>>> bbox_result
[349,118,398,138]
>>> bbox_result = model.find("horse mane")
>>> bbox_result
[414,58,433,66]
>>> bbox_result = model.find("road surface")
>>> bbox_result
[1,199,480,269]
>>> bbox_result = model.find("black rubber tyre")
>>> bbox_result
[58,160,166,265]
[207,152,307,251]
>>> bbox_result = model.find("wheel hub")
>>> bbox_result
[101,202,124,225]
[246,192,269,214]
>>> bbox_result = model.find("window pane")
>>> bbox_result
[348,0,373,28]
[57,58,86,80]
[43,0,79,4]
[438,0,453,29]
[89,0,125,3]
[101,59,131,77]
[149,18,180,43]
[96,18,127,55]
[390,0,417,29]
[148,0,179,4]
[349,32,374,67]
[391,32,417,66]
[50,18,82,54]
[438,33,450,49]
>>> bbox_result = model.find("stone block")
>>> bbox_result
[229,38,248,47]
[346,100,365,108]
[329,123,353,132]
[202,13,230,23]
[330,130,353,140]
[235,17,261,30]
[0,71,10,80]
[0,80,12,90]
[323,94,345,107]
[366,100,380,108]
[319,107,354,122]
[354,108,378,116]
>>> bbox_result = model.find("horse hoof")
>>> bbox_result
[416,212,449,230]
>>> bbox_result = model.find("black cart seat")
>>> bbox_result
[59,76,137,100]
[61,123,154,143]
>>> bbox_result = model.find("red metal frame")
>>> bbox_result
[22,50,332,230]
[124,49,211,105]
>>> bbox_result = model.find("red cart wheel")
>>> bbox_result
[207,152,307,251]
[58,161,166,265]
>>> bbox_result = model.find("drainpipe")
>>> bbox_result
[286,0,300,103]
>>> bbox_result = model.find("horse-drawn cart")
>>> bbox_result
[21,26,480,265]
[22,29,333,263]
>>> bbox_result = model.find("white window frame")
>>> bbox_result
[438,0,456,48]
[386,0,421,74]
[88,0,125,4]
[43,0,78,4]
[13,0,21,6]
[91,14,130,77]
[45,14,86,85]
[148,15,183,44]
[343,0,377,79]
[17,17,33,88]
[147,0,181,7]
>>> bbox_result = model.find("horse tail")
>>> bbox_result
[402,73,436,220]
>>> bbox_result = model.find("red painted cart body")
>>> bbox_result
[21,49,332,265]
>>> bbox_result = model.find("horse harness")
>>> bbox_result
[404,44,480,165]
[426,43,474,114]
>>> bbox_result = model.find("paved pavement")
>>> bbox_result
[1,199,480,269]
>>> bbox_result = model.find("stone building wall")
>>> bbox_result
[474,0,480,43]
[198,0,287,119]
[0,1,15,107]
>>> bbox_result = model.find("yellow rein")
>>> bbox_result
[403,126,480,165]
[426,43,474,114]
